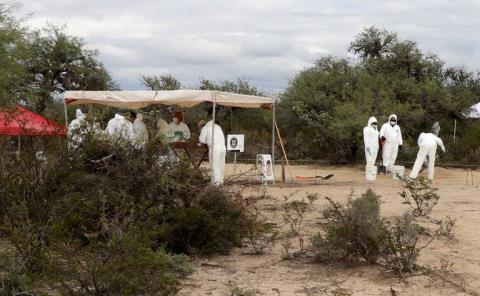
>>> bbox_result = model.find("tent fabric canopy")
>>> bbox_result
[63,90,275,109]
[466,102,480,119]
[0,106,67,136]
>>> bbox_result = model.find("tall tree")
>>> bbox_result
[25,25,118,114]
[0,2,29,107]
[141,74,181,90]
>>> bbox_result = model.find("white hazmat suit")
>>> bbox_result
[199,120,226,186]
[132,113,148,149]
[157,118,169,141]
[379,114,403,170]
[67,109,102,150]
[363,117,379,166]
[409,133,445,180]
[167,121,191,143]
[106,114,134,143]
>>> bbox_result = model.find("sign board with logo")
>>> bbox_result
[227,134,244,152]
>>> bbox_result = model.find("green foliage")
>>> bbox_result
[381,213,421,273]
[0,2,30,107]
[157,187,247,255]
[311,189,424,274]
[243,208,278,255]
[278,26,480,163]
[48,231,188,296]
[313,190,385,264]
[0,133,251,293]
[141,74,181,91]
[0,256,34,296]
[398,176,440,217]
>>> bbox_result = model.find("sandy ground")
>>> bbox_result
[179,163,480,296]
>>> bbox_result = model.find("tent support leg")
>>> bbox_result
[211,96,216,184]
[454,119,457,143]
[63,99,68,127]
[271,100,276,183]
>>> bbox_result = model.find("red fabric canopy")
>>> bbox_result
[0,106,66,136]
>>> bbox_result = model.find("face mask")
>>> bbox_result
[371,123,378,128]
[390,120,396,126]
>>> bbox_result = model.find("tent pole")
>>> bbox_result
[63,99,68,127]
[271,100,276,183]
[454,119,457,143]
[211,94,216,184]
[17,136,21,154]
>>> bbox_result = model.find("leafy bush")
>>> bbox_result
[398,176,440,217]
[48,231,189,296]
[0,256,35,296]
[381,213,421,273]
[312,189,385,264]
[312,189,422,274]
[0,133,251,292]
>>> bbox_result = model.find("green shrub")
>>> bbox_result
[0,256,34,296]
[158,188,247,255]
[48,231,189,296]
[0,133,250,292]
[312,189,385,264]
[312,189,423,274]
[398,176,440,217]
[381,212,421,273]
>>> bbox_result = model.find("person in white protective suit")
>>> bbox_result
[363,116,379,166]
[379,114,403,173]
[157,118,169,142]
[198,119,226,186]
[105,110,134,144]
[67,108,102,150]
[409,124,445,180]
[167,112,191,143]
[132,113,149,149]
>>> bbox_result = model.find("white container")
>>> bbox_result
[392,165,405,180]
[365,165,377,181]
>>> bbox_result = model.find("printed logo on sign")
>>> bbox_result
[227,134,244,152]
[230,137,238,148]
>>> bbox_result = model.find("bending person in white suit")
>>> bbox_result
[410,125,445,180]
[198,120,226,186]
[363,116,379,167]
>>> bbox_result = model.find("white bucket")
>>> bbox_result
[392,165,405,180]
[365,165,377,181]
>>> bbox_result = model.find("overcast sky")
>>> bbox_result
[16,0,480,94]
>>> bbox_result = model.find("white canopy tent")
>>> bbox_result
[465,102,480,119]
[63,90,277,183]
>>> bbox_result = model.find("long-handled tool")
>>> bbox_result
[296,173,334,180]
[275,121,294,182]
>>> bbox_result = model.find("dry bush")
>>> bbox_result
[0,132,254,293]
[398,176,440,217]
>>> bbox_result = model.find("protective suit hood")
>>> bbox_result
[367,116,378,129]
[76,109,86,120]
[135,113,143,122]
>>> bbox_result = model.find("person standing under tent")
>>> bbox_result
[410,123,445,180]
[157,118,169,142]
[105,110,134,144]
[132,112,149,149]
[198,119,226,186]
[166,112,191,161]
[379,114,403,173]
[167,112,191,143]
[363,116,379,167]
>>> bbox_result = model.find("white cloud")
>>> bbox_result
[15,0,480,92]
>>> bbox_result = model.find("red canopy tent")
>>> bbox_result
[0,105,66,136]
